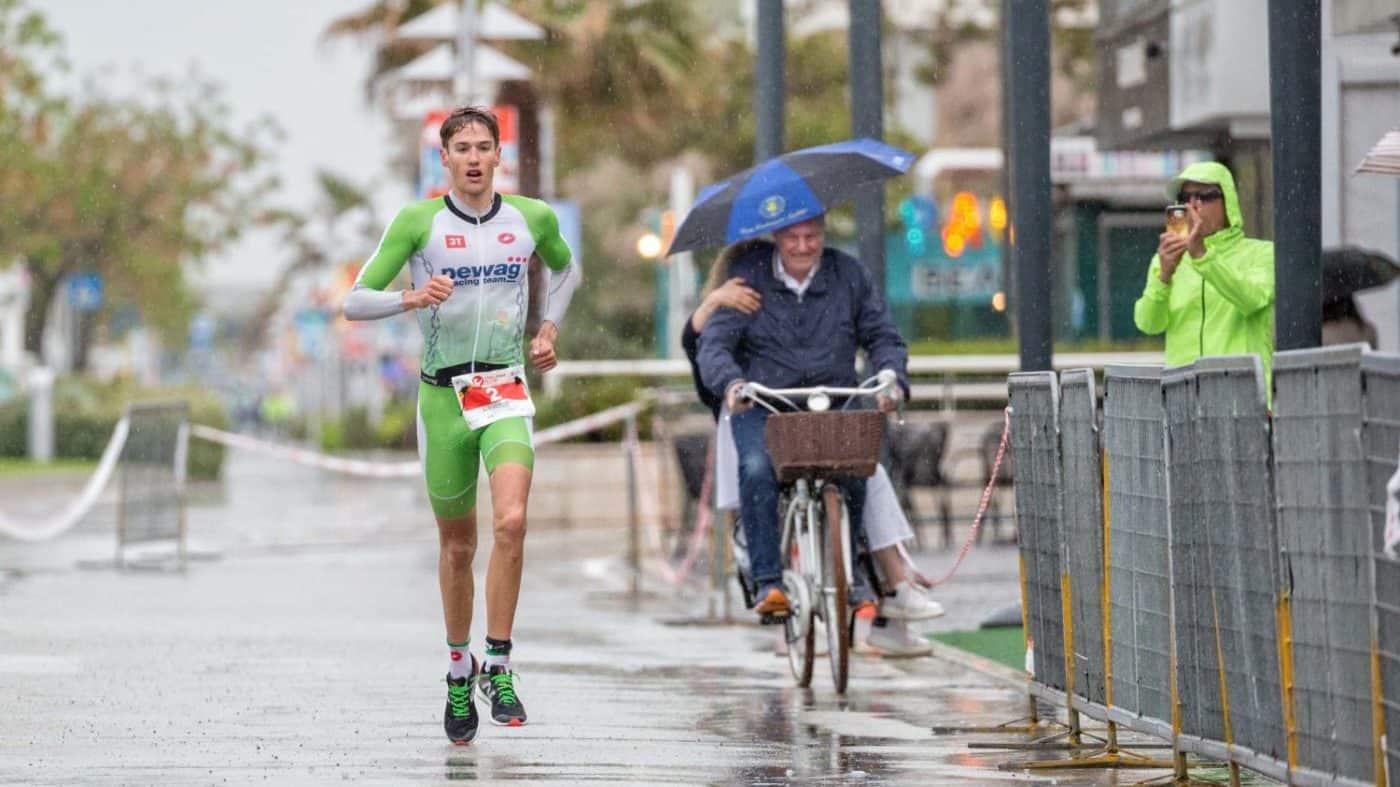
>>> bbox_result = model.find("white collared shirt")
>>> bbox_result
[772,249,819,300]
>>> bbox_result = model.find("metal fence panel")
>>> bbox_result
[1060,369,1107,707]
[1009,372,1066,691]
[1273,345,1374,783]
[1362,352,1400,787]
[1190,357,1285,763]
[1104,365,1173,726]
[1163,362,1226,744]
[118,402,189,550]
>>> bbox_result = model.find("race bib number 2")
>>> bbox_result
[451,365,535,429]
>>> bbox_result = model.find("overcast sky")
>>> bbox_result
[38,1,412,299]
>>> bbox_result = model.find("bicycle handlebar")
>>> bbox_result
[738,371,899,413]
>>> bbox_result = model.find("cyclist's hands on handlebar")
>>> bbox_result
[725,380,753,414]
[875,369,903,413]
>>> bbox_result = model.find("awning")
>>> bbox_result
[387,42,532,84]
[394,2,544,42]
[1356,129,1400,176]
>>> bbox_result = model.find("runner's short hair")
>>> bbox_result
[439,106,500,149]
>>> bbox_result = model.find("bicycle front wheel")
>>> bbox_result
[821,484,851,693]
[782,498,814,687]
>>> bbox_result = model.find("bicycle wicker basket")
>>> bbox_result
[764,410,886,482]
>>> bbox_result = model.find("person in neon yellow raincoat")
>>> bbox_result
[1134,161,1276,387]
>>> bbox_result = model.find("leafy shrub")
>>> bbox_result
[0,375,227,480]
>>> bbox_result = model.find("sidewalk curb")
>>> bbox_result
[924,637,1030,689]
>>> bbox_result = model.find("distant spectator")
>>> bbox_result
[1134,161,1275,385]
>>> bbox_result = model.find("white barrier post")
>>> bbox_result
[27,366,54,463]
[625,411,641,598]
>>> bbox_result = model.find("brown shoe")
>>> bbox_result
[754,586,790,618]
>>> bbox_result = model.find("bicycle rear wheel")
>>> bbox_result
[782,501,814,687]
[821,484,851,693]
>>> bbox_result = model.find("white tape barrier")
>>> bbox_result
[532,400,647,445]
[0,400,655,542]
[189,424,421,478]
[187,399,652,480]
[0,417,130,542]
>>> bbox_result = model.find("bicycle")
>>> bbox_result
[737,371,897,694]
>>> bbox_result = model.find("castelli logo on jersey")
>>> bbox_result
[445,235,466,249]
[497,232,516,244]
[450,651,462,661]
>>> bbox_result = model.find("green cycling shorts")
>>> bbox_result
[417,381,535,520]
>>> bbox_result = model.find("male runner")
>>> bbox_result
[342,106,579,744]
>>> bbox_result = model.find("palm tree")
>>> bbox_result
[321,0,707,170]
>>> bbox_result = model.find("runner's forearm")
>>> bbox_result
[542,261,580,326]
[344,285,408,320]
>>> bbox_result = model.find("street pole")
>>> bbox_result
[849,0,886,290]
[755,0,785,163]
[1269,0,1322,351]
[667,168,696,360]
[1006,0,1053,372]
[1000,0,1015,328]
[454,0,479,105]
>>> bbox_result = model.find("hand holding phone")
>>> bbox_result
[1165,204,1189,238]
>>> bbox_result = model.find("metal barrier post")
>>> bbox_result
[625,412,641,598]
[1362,352,1400,787]
[1016,370,1173,772]
[1274,346,1380,787]
[959,373,1088,748]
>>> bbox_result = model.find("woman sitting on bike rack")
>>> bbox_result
[695,216,939,630]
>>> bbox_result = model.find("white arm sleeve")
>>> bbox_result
[342,285,406,321]
[542,259,581,326]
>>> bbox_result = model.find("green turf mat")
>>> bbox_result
[930,627,1026,672]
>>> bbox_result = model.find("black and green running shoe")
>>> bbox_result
[476,665,527,727]
[444,666,479,744]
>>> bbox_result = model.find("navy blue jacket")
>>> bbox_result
[697,242,909,403]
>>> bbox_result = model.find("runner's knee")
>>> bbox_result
[492,505,527,545]
[439,521,477,566]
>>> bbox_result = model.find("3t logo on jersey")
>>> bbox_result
[439,263,524,285]
[445,235,467,249]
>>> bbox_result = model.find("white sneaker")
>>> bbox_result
[866,621,933,657]
[881,581,945,621]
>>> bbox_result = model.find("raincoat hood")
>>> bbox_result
[1166,161,1244,239]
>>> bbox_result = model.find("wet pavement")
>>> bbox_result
[0,450,1175,785]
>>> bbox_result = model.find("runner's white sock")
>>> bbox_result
[484,636,512,671]
[448,639,473,680]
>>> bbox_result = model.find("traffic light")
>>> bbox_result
[898,195,937,257]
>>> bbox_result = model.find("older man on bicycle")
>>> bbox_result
[697,214,909,620]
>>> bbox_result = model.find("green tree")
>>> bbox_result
[0,0,279,369]
[241,170,379,354]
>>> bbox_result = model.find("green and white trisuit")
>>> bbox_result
[343,192,577,518]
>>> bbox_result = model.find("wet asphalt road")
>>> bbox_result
[0,451,1170,786]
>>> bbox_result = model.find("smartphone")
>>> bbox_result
[1165,204,1189,238]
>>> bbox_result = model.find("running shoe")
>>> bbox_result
[476,665,528,727]
[444,663,480,744]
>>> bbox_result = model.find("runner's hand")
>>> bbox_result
[405,275,454,310]
[529,321,558,372]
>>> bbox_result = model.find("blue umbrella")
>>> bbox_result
[667,138,915,255]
